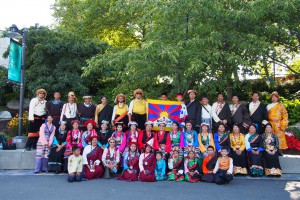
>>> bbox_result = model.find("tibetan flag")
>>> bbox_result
[147,99,181,131]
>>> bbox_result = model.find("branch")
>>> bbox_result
[267,55,300,75]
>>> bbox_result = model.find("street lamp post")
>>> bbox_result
[5,24,27,148]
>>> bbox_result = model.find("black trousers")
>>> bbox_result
[132,113,146,130]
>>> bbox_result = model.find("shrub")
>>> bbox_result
[8,110,29,136]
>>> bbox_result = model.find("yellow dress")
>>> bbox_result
[229,133,247,175]
[268,103,288,149]
[198,132,215,154]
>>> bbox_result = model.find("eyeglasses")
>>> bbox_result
[136,93,142,95]
[39,92,45,94]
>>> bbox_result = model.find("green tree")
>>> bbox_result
[80,0,299,100]
[24,26,108,98]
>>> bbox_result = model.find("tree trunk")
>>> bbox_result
[226,80,233,101]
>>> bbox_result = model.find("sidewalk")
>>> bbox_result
[1,170,300,181]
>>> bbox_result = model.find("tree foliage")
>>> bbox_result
[24,26,108,98]
[64,0,299,99]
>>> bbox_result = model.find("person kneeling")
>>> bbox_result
[155,151,167,181]
[184,149,202,183]
[118,142,140,181]
[167,150,184,182]
[139,139,156,182]
[68,146,83,182]
[213,147,233,185]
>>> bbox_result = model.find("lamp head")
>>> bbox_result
[5,24,22,39]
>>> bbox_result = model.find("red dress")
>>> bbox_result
[83,146,104,180]
[154,131,171,153]
[138,131,154,152]
[139,153,156,182]
[118,151,140,181]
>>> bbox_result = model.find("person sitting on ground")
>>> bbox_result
[102,137,120,179]
[202,145,217,183]
[68,146,83,182]
[213,147,233,185]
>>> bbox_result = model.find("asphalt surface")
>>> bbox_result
[0,173,299,200]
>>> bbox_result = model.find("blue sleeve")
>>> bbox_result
[194,131,199,147]
[52,137,58,146]
[104,143,109,148]
[162,160,166,175]
[258,147,264,152]
[123,152,129,170]
[155,162,158,175]
[214,134,221,151]
[246,147,253,152]
[82,135,87,148]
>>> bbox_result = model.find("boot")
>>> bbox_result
[68,175,75,182]
[75,174,82,182]
[103,167,111,179]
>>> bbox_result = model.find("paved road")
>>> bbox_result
[0,174,299,200]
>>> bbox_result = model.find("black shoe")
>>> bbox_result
[278,152,283,156]
[26,147,31,151]
[55,170,60,174]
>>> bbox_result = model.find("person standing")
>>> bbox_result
[46,92,64,128]
[128,89,147,131]
[247,92,268,135]
[267,91,288,150]
[229,95,251,134]
[111,93,129,131]
[26,89,47,151]
[60,92,78,130]
[211,93,231,133]
[185,90,202,132]
[34,115,56,173]
[77,95,96,128]
[176,93,188,127]
[94,96,113,127]
[201,96,212,133]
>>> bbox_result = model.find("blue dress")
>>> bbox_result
[155,159,167,181]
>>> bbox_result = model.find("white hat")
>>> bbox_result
[128,121,138,127]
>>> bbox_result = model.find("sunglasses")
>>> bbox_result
[136,93,142,95]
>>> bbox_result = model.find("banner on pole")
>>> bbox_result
[8,39,22,83]
[147,99,181,131]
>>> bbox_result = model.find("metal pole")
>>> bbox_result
[273,53,276,82]
[17,29,27,136]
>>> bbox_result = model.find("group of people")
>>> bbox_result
[27,88,288,184]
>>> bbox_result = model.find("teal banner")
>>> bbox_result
[8,39,22,83]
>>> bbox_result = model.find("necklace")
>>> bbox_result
[232,132,241,145]
[117,103,125,109]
